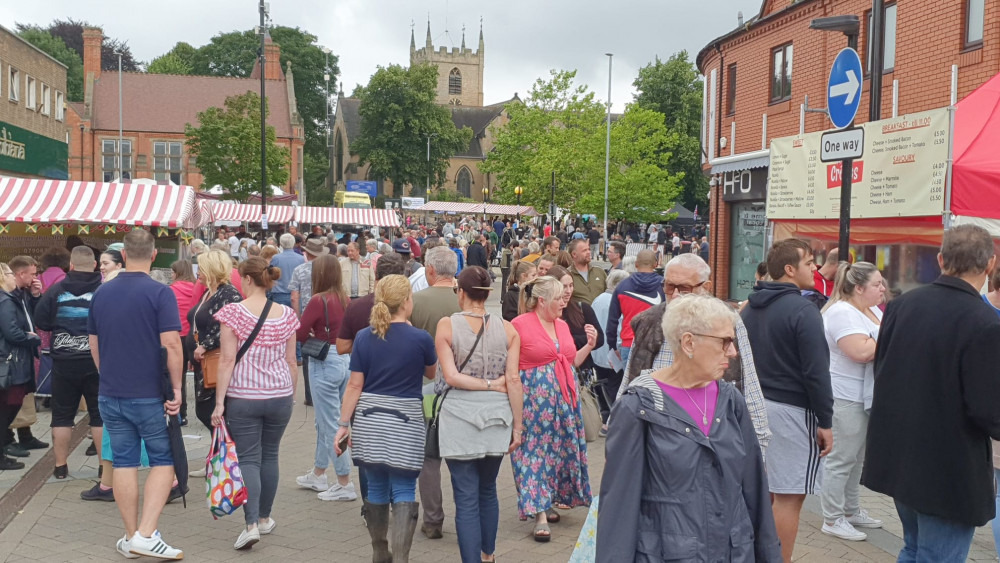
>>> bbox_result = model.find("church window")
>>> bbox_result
[449,68,462,95]
[457,167,472,198]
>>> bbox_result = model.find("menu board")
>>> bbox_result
[767,107,950,219]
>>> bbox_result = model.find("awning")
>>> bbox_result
[296,206,400,227]
[211,203,295,224]
[483,203,537,216]
[415,201,477,213]
[415,201,537,215]
[709,149,770,174]
[771,216,944,246]
[0,176,205,228]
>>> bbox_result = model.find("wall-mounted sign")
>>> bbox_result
[0,121,68,179]
[722,168,768,202]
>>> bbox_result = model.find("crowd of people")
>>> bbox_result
[5,213,1000,563]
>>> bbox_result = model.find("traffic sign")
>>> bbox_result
[820,127,864,162]
[827,48,863,129]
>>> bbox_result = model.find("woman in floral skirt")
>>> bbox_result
[510,275,597,542]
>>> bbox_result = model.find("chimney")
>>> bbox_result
[82,27,103,82]
[250,31,285,80]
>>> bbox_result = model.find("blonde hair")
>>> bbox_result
[822,261,881,313]
[199,250,232,289]
[0,262,13,292]
[369,274,412,339]
[661,294,738,356]
[260,245,279,263]
[518,275,563,315]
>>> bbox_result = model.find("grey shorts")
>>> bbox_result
[764,399,823,495]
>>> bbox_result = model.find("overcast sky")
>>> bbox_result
[2,0,759,111]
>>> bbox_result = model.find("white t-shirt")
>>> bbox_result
[822,301,882,401]
[672,235,681,249]
[228,235,240,256]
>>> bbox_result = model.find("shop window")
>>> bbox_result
[25,75,36,110]
[9,67,20,103]
[770,43,792,103]
[102,139,133,182]
[457,166,472,198]
[726,63,737,116]
[40,83,51,115]
[55,91,65,121]
[866,3,897,74]
[449,68,462,95]
[966,0,985,48]
[153,141,183,185]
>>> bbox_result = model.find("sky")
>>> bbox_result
[1,0,760,112]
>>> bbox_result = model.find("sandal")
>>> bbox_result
[533,521,551,543]
[546,508,560,523]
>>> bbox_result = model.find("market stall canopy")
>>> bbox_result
[0,176,206,228]
[414,201,537,216]
[211,202,295,224]
[296,206,400,227]
[951,72,1000,224]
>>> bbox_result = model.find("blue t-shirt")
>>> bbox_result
[88,272,182,399]
[349,323,437,399]
[270,249,304,294]
[983,294,1000,318]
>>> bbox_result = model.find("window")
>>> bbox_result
[457,167,472,198]
[8,67,20,102]
[966,0,985,48]
[726,63,737,116]
[40,83,51,115]
[866,3,897,74]
[449,68,462,95]
[25,75,36,110]
[102,139,133,182]
[153,141,183,184]
[770,43,793,103]
[55,91,65,121]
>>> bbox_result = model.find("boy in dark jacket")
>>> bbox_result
[33,246,103,479]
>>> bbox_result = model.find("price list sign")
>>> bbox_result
[767,107,950,220]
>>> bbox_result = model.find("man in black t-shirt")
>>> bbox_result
[588,226,601,260]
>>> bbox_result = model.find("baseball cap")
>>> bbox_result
[392,239,411,254]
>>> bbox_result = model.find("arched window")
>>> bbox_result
[457,167,472,198]
[449,68,462,95]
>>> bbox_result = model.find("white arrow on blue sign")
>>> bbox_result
[827,47,863,130]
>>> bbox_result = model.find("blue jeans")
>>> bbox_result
[269,292,292,307]
[619,346,631,366]
[365,466,416,504]
[447,456,503,562]
[226,396,294,525]
[896,499,975,563]
[309,353,351,476]
[993,469,1000,557]
[98,396,173,468]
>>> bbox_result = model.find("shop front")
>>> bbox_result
[0,121,68,180]
[711,151,769,301]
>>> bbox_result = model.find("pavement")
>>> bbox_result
[1,280,999,562]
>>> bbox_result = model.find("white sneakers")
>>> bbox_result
[296,470,328,492]
[258,517,276,535]
[126,531,184,559]
[847,508,884,529]
[116,536,139,559]
[317,481,358,501]
[234,527,260,550]
[821,517,868,541]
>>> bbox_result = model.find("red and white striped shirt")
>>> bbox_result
[214,303,300,400]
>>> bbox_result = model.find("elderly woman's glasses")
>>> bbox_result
[691,333,735,350]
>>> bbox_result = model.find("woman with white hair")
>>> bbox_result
[597,294,780,562]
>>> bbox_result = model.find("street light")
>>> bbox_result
[603,53,613,260]
[258,0,269,228]
[514,185,523,223]
[426,133,438,198]
[115,50,123,181]
[322,46,332,200]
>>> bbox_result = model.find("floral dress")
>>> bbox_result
[510,313,592,520]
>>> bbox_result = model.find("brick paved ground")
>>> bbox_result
[1,287,999,562]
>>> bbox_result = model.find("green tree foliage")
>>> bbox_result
[185,92,290,203]
[15,28,84,102]
[147,52,193,75]
[16,19,140,72]
[633,51,708,210]
[352,63,473,198]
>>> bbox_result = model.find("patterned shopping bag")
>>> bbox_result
[206,422,247,519]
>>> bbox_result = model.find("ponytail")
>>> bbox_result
[238,257,279,290]
[822,261,880,313]
[368,274,411,339]
[370,302,392,339]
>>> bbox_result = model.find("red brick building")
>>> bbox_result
[68,27,305,195]
[697,0,998,299]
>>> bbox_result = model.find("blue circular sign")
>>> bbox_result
[827,48,863,129]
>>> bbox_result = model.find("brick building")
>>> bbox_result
[68,27,305,195]
[697,0,998,299]
[0,24,69,179]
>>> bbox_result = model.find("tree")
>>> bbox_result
[17,19,140,72]
[633,51,709,210]
[16,28,84,101]
[352,63,473,197]
[185,92,290,203]
[147,52,192,75]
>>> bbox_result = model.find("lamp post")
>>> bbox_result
[603,53,613,261]
[115,50,123,181]
[482,186,489,222]
[514,185,523,222]
[426,133,437,198]
[258,0,269,228]
[322,46,332,202]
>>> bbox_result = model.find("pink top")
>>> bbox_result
[656,380,719,436]
[214,303,300,400]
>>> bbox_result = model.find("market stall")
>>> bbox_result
[295,206,400,228]
[413,201,537,216]
[950,72,1000,235]
[210,202,295,226]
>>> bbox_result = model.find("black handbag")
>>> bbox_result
[425,316,488,459]
[301,296,331,361]
[0,349,16,390]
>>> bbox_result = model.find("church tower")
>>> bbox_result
[410,20,484,107]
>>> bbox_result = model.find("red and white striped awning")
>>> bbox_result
[0,176,204,228]
[414,201,537,216]
[483,203,537,216]
[211,203,295,224]
[296,206,400,227]
[415,201,477,213]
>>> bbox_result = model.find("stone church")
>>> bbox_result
[330,22,517,201]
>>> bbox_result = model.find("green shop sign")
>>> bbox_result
[0,121,68,179]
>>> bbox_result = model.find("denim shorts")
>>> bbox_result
[98,396,174,469]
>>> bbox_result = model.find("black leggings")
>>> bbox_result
[0,394,23,449]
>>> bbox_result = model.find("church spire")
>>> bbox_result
[425,19,432,48]
[461,25,466,50]
[478,19,484,53]
[410,20,416,53]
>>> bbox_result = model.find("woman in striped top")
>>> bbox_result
[210,257,300,551]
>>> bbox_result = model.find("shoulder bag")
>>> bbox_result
[301,297,331,361]
[0,349,16,390]
[425,315,488,460]
[201,300,273,388]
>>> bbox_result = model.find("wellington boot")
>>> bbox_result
[364,501,392,563]
[390,501,420,563]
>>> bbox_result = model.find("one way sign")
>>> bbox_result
[820,127,864,162]
[827,48,863,129]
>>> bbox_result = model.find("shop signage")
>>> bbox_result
[722,168,768,202]
[766,107,949,220]
[0,121,68,179]
[401,197,425,209]
[827,48,863,129]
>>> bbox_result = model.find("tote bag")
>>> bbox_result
[206,422,247,519]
